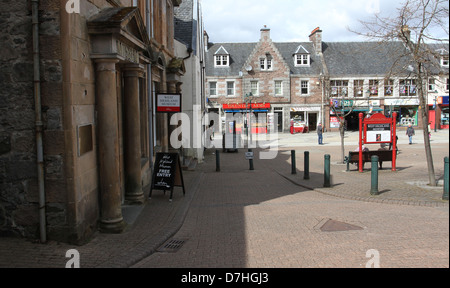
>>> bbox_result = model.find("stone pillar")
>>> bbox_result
[123,64,145,204]
[95,59,125,233]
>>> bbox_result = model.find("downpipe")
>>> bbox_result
[31,0,46,243]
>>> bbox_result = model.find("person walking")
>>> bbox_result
[406,123,415,145]
[317,123,323,145]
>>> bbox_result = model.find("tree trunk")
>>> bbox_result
[339,119,346,164]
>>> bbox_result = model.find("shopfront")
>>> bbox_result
[430,96,450,130]
[384,99,420,128]
[223,103,271,134]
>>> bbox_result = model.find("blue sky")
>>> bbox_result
[200,0,410,43]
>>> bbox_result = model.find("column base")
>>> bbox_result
[125,191,145,205]
[99,217,126,234]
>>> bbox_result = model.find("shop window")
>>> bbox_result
[384,79,394,96]
[330,80,348,97]
[354,80,364,97]
[369,80,379,97]
[441,107,449,127]
[400,79,417,96]
[429,78,437,92]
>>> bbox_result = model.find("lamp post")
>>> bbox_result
[244,92,253,146]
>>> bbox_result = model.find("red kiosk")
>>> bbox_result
[359,113,397,173]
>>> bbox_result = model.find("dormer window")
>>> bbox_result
[215,55,229,67]
[214,46,230,67]
[294,45,310,67]
[442,56,449,67]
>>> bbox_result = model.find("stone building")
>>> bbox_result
[0,0,183,245]
[205,26,449,134]
[205,26,324,135]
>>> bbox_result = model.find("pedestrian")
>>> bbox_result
[428,123,432,140]
[317,123,323,145]
[406,123,415,145]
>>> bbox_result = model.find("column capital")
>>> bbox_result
[122,63,146,78]
[95,58,120,72]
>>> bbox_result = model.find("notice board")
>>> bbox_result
[150,153,185,201]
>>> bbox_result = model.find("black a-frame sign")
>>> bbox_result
[149,153,186,201]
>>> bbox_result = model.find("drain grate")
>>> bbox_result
[320,219,364,232]
[157,239,186,253]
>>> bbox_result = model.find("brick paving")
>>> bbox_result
[0,130,448,268]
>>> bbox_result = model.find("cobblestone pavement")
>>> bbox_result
[0,130,448,268]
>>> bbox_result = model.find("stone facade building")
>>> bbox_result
[205,26,449,134]
[0,0,184,245]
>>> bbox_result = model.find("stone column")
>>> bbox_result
[123,64,145,204]
[95,59,125,233]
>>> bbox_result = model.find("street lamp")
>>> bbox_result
[244,92,254,145]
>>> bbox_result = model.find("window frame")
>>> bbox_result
[209,81,217,97]
[300,80,309,95]
[215,55,229,67]
[251,81,259,96]
[295,54,310,67]
[275,80,283,96]
[226,81,235,97]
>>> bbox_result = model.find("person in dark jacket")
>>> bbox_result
[406,124,415,145]
[317,123,323,145]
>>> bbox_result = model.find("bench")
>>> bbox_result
[345,150,396,171]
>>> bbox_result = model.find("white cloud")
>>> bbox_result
[201,0,408,43]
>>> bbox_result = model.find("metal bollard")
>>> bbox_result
[216,150,220,172]
[304,151,310,180]
[371,156,379,195]
[443,157,449,201]
[324,154,331,187]
[291,150,296,175]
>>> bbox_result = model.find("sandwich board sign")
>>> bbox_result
[150,153,185,201]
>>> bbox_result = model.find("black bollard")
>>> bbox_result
[443,157,449,201]
[370,156,379,195]
[324,154,331,187]
[304,151,310,180]
[216,150,220,172]
[248,149,254,171]
[291,150,297,175]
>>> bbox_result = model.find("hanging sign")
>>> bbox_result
[156,94,182,113]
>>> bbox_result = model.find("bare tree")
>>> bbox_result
[323,77,356,164]
[351,0,449,186]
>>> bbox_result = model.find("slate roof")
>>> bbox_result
[205,43,257,77]
[322,41,413,77]
[205,40,449,78]
[174,0,194,48]
[274,42,323,75]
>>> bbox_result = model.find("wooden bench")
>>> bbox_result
[346,150,396,171]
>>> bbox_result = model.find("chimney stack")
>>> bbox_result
[260,25,271,42]
[309,27,322,54]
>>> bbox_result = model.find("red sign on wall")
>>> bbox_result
[223,103,271,110]
[156,94,182,113]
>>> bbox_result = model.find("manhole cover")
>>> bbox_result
[320,219,363,232]
[157,239,186,253]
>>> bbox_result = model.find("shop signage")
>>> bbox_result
[385,99,420,106]
[149,153,185,201]
[223,103,271,110]
[156,94,182,113]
